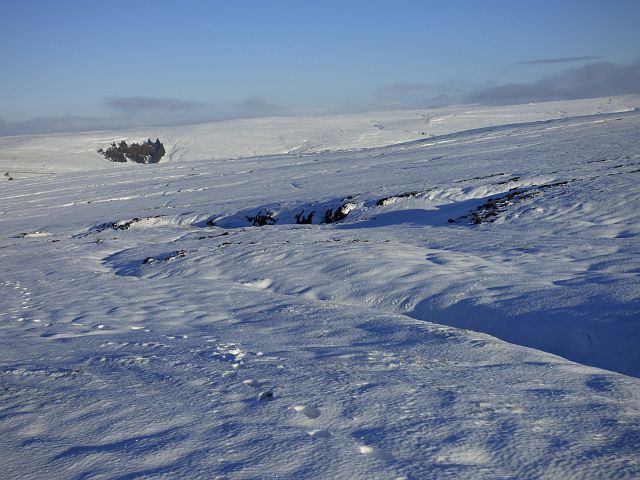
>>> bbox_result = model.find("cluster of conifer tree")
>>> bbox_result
[98,138,166,164]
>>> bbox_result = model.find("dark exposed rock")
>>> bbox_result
[96,218,141,231]
[538,180,570,189]
[376,191,421,206]
[246,211,277,226]
[449,179,573,225]
[90,215,164,234]
[496,176,521,185]
[143,250,187,265]
[453,172,506,184]
[295,211,314,224]
[323,202,356,223]
[204,193,362,228]
[258,390,274,401]
[470,189,539,224]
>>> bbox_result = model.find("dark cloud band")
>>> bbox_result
[465,59,640,105]
[518,56,604,65]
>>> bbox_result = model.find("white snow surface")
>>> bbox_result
[1,97,640,479]
[1,95,639,177]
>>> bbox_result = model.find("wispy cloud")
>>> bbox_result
[464,58,640,105]
[517,56,604,66]
[103,96,204,114]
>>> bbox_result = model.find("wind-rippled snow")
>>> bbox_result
[1,97,639,479]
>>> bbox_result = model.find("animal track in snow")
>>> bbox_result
[192,341,281,403]
[0,280,45,326]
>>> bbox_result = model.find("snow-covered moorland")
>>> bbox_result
[1,97,640,478]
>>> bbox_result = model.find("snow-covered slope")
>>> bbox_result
[1,99,640,478]
[1,95,638,177]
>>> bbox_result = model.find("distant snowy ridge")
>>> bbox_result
[1,95,639,178]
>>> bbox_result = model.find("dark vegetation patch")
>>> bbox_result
[98,138,166,164]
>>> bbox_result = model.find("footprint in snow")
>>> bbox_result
[291,405,330,438]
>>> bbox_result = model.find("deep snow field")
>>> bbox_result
[1,97,640,479]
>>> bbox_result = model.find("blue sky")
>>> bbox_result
[1,0,639,134]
